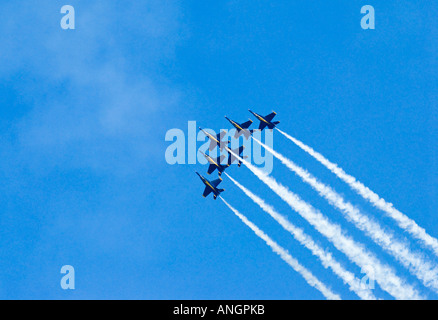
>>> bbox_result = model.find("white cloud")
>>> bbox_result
[0,1,184,174]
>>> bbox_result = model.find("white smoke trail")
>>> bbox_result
[220,197,341,300]
[225,173,376,300]
[253,137,438,293]
[225,147,423,299]
[276,128,438,258]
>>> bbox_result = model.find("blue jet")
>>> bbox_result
[196,172,225,200]
[248,110,280,131]
[224,116,254,139]
[199,151,229,176]
[199,127,230,151]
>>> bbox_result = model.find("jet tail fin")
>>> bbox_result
[213,189,224,200]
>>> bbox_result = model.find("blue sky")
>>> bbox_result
[0,1,436,299]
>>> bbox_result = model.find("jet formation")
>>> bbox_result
[197,110,279,199]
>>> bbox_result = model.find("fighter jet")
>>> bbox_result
[199,127,230,151]
[224,116,253,139]
[248,110,280,131]
[196,172,225,200]
[199,151,229,176]
[226,146,247,167]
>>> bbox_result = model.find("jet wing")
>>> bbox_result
[203,187,212,198]
[207,164,217,175]
[234,121,252,139]
[211,178,222,188]
[241,120,252,129]
[234,130,243,139]
[242,129,252,139]
[258,122,268,131]
[264,112,276,122]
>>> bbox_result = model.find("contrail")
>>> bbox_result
[276,128,438,257]
[225,147,423,299]
[219,197,341,300]
[253,137,438,293]
[225,173,376,300]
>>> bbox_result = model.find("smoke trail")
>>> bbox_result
[253,137,438,292]
[276,128,438,257]
[220,197,341,300]
[225,147,423,299]
[225,173,376,300]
